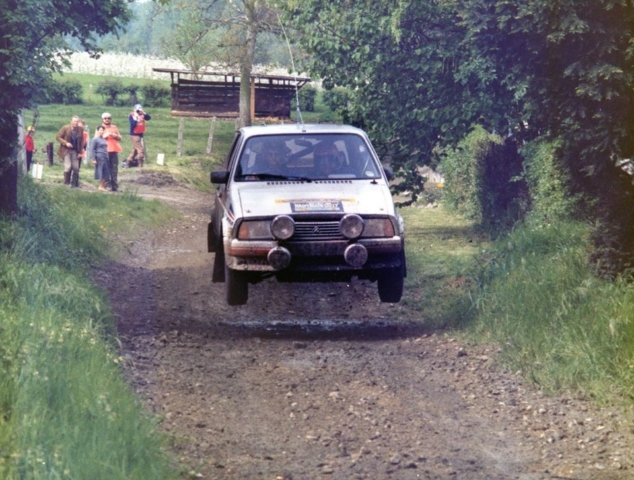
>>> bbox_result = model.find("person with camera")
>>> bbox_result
[126,103,151,168]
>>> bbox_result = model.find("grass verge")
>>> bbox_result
[465,219,634,403]
[399,204,487,328]
[0,176,178,479]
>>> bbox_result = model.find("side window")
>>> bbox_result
[224,132,242,169]
[238,143,259,174]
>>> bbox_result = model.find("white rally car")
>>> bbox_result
[208,124,406,306]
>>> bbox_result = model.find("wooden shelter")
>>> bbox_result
[152,68,311,119]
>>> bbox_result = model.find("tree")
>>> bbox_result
[455,0,634,181]
[455,0,634,275]
[283,0,514,203]
[0,0,130,216]
[286,0,634,272]
[158,0,283,127]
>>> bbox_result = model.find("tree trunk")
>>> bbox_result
[0,112,19,217]
[0,160,18,217]
[238,2,258,128]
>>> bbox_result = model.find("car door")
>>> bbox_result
[210,132,242,251]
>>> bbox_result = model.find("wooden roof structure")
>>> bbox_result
[152,68,311,119]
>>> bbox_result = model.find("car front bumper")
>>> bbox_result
[225,237,404,272]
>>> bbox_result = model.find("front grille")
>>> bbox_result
[292,221,343,241]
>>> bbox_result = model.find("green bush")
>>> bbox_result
[322,86,350,113]
[293,85,316,112]
[125,84,140,107]
[441,125,528,236]
[140,82,170,108]
[520,138,577,223]
[95,79,126,106]
[35,79,84,105]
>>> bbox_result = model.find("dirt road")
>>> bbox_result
[95,174,634,479]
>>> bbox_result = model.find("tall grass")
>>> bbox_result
[0,177,177,479]
[468,219,634,402]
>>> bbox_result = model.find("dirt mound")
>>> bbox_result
[127,171,180,188]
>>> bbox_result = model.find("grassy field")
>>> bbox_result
[28,103,233,191]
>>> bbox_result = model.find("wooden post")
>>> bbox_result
[250,77,255,122]
[206,116,217,155]
[18,111,26,176]
[177,117,185,156]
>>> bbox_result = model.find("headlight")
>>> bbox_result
[340,214,364,239]
[360,218,395,238]
[237,220,273,240]
[270,215,295,240]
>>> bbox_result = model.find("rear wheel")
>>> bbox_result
[377,264,404,303]
[225,264,248,306]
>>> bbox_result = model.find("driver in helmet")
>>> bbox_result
[313,141,342,177]
[261,143,288,173]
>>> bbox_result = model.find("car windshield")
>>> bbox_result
[234,134,383,181]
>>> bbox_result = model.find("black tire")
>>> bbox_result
[212,249,225,283]
[225,264,248,306]
[208,222,217,253]
[377,264,404,303]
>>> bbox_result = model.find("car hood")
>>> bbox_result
[235,180,395,218]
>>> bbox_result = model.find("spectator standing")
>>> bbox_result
[55,115,85,187]
[126,103,151,168]
[89,125,111,192]
[25,125,35,172]
[76,118,89,173]
[101,112,123,191]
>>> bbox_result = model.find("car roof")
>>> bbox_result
[238,123,368,139]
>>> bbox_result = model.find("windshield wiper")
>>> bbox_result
[239,173,313,182]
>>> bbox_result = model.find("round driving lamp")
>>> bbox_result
[340,214,364,239]
[344,244,368,268]
[270,215,295,240]
[268,246,292,270]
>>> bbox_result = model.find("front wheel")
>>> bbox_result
[212,249,225,283]
[225,264,248,306]
[377,264,404,303]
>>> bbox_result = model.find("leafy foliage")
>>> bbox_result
[321,86,350,115]
[457,0,634,275]
[140,82,171,108]
[441,125,527,235]
[284,0,634,273]
[95,79,126,106]
[33,78,84,105]
[283,0,513,203]
[292,84,316,112]
[519,139,577,223]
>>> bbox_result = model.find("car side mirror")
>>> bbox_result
[383,165,394,181]
[210,170,230,184]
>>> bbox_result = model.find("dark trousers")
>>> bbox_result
[26,151,33,172]
[107,152,119,191]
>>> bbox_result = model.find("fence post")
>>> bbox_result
[177,117,185,156]
[46,142,54,165]
[206,117,217,155]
